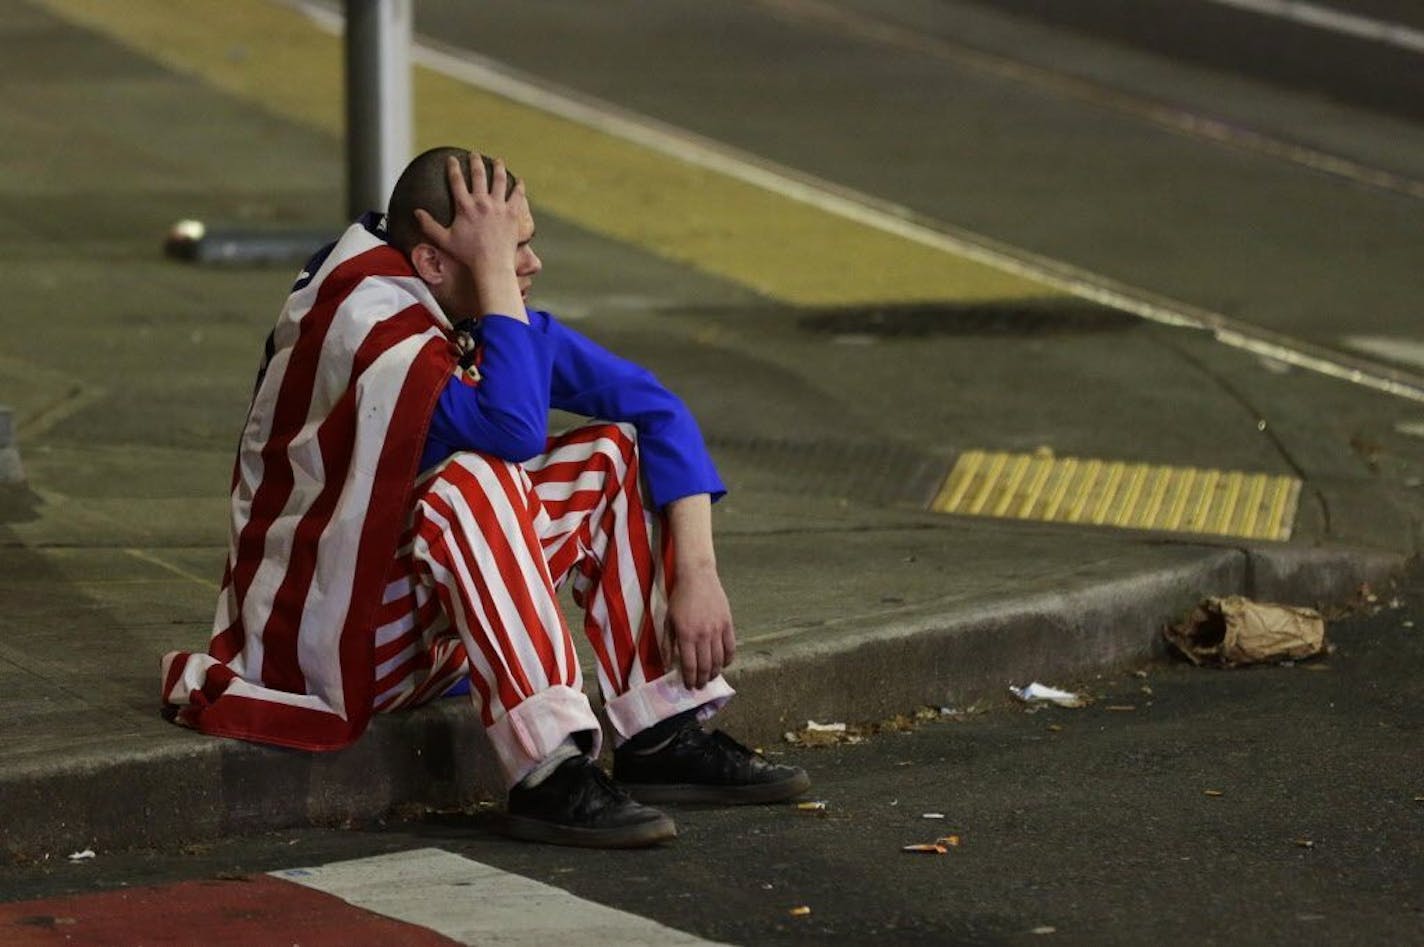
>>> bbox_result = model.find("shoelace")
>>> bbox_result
[690,729,767,780]
[708,730,755,758]
[572,761,637,813]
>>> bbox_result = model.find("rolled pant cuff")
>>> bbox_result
[604,670,736,745]
[487,685,603,788]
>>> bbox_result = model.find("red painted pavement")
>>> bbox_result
[0,873,461,946]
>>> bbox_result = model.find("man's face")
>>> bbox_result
[512,195,542,304]
[428,191,542,317]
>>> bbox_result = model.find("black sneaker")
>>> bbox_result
[497,756,677,848]
[614,723,812,805]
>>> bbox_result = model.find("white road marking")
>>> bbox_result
[1340,336,1424,372]
[1392,420,1424,439]
[123,547,220,590]
[282,0,1424,405]
[274,847,728,946]
[1203,0,1424,55]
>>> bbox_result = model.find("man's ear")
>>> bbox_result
[410,243,445,285]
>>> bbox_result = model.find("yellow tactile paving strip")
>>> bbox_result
[931,450,1300,540]
[36,0,1050,307]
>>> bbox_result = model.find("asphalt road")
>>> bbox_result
[962,0,1424,122]
[409,0,1424,370]
[5,572,1420,945]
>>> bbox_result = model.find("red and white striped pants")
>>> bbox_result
[370,422,733,786]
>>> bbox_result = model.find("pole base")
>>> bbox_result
[163,220,332,267]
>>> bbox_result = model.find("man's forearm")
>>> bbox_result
[471,255,528,324]
[666,493,716,576]
[664,491,735,688]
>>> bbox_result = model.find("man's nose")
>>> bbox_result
[519,248,542,276]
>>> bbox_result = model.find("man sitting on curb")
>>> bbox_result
[161,147,809,848]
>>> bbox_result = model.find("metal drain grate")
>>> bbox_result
[707,436,943,507]
[931,450,1300,541]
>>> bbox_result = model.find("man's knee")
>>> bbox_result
[422,450,533,515]
[581,421,639,460]
[445,449,526,479]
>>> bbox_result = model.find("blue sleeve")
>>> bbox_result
[540,311,725,509]
[420,316,553,470]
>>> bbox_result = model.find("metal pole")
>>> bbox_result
[344,0,413,221]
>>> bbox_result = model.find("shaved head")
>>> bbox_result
[385,146,519,256]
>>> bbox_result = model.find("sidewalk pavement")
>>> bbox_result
[1,4,1417,860]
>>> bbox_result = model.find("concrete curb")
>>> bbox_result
[0,542,1401,859]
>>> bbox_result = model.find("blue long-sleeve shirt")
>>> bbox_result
[420,310,725,510]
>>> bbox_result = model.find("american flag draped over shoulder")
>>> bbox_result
[161,219,458,750]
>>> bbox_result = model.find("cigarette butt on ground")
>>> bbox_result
[902,843,948,854]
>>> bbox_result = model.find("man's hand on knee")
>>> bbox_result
[669,564,736,690]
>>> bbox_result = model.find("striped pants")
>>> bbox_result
[371,422,734,786]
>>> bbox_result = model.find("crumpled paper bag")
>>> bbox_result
[1164,595,1325,667]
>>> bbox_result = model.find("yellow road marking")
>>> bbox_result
[1112,463,1149,528]
[931,451,1298,540]
[1266,476,1299,541]
[1089,461,1126,525]
[37,0,1053,307]
[1015,455,1054,518]
[932,449,983,512]
[1212,472,1245,535]
[1238,473,1268,538]
[967,451,1009,515]
[1164,468,1197,532]
[991,454,1032,517]
[1040,457,1079,521]
[1138,465,1172,528]
[1063,460,1102,523]
[1192,470,1221,532]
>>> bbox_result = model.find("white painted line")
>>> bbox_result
[281,0,1424,405]
[123,547,220,590]
[1203,0,1424,55]
[274,847,728,947]
[1393,420,1424,439]
[1340,335,1424,372]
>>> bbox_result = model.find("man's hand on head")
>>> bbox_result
[414,153,526,320]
